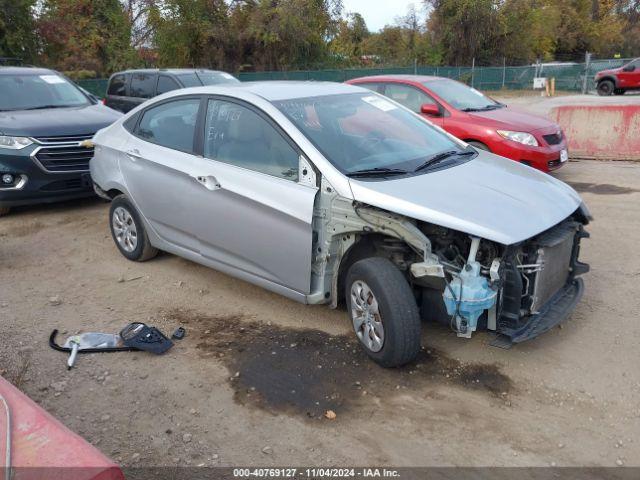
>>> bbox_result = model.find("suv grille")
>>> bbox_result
[543,132,563,145]
[32,135,95,172]
[34,134,94,144]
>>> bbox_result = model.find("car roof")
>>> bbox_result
[0,66,58,75]
[174,81,366,101]
[350,74,447,83]
[113,68,230,76]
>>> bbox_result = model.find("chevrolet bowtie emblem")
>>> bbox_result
[80,140,95,148]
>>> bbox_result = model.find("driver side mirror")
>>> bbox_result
[420,104,441,117]
[623,65,636,72]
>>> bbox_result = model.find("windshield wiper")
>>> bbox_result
[461,104,503,112]
[346,167,408,178]
[414,150,475,172]
[21,104,74,110]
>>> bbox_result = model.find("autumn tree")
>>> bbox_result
[38,0,137,75]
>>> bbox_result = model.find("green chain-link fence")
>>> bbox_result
[78,57,634,98]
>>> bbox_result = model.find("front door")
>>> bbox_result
[382,83,446,128]
[618,59,640,90]
[189,98,318,294]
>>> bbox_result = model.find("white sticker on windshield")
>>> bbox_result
[362,95,397,112]
[470,88,484,96]
[221,73,235,80]
[40,75,66,84]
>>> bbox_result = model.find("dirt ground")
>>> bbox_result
[1,159,639,469]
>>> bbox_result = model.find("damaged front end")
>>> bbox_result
[310,177,590,347]
[413,214,590,346]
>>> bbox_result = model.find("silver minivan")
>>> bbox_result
[90,82,590,367]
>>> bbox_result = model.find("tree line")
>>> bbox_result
[0,0,638,78]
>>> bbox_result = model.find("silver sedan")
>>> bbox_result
[90,82,591,367]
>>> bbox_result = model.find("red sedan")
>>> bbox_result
[347,75,568,173]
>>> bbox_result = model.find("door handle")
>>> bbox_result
[126,149,141,161]
[194,174,221,191]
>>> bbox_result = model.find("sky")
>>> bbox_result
[341,0,425,32]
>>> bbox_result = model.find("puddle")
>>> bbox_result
[568,182,639,195]
[167,310,513,419]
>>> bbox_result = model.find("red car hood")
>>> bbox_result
[467,106,558,132]
[596,67,621,77]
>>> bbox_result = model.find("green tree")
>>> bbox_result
[0,0,37,62]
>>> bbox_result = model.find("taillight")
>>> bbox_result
[102,98,106,105]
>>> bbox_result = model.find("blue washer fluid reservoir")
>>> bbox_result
[442,261,497,338]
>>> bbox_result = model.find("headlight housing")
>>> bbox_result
[497,130,538,147]
[0,136,33,150]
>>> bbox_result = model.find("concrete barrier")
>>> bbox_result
[549,104,640,160]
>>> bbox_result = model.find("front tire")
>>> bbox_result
[109,195,158,262]
[345,257,421,367]
[597,80,614,96]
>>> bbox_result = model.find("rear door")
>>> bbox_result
[120,96,203,252]
[188,97,317,294]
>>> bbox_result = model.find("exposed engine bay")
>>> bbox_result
[310,178,590,346]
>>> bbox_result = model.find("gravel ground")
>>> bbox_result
[0,160,639,469]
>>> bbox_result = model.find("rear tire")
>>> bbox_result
[345,257,421,368]
[597,80,614,96]
[467,141,490,152]
[109,195,158,262]
[0,207,10,217]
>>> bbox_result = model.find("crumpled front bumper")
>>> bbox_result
[509,277,584,344]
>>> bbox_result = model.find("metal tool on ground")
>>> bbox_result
[50,323,173,369]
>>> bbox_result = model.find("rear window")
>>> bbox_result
[108,74,127,96]
[196,71,240,85]
[176,73,202,88]
[130,73,157,98]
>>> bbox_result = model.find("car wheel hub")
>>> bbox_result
[112,206,138,253]
[350,280,384,353]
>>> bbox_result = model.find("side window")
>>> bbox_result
[157,76,180,95]
[384,84,436,113]
[108,74,127,96]
[204,99,299,181]
[135,98,200,153]
[130,73,157,98]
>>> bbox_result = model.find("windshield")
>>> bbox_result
[425,79,501,111]
[0,74,90,111]
[196,71,240,85]
[275,93,468,176]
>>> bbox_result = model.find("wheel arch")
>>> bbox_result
[336,233,416,306]
[598,76,618,88]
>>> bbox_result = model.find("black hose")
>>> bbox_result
[49,329,138,354]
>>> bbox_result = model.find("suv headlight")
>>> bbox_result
[497,130,538,147]
[0,136,33,150]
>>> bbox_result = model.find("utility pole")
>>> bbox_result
[582,51,592,94]
[502,57,506,89]
[471,57,475,87]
